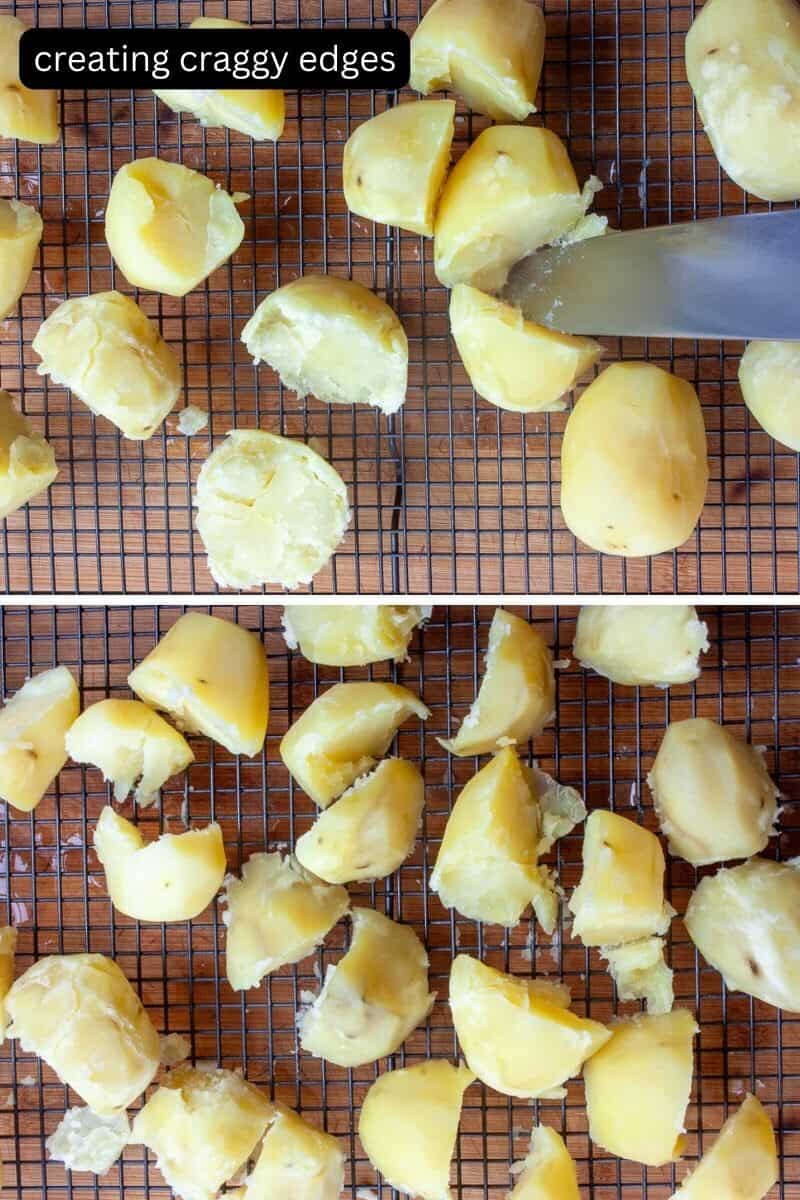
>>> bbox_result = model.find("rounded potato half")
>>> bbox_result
[0,665,78,813]
[573,604,709,687]
[0,390,58,522]
[672,1093,777,1200]
[0,199,43,320]
[739,340,800,451]
[282,604,428,666]
[0,16,59,143]
[510,1126,580,1200]
[243,1102,344,1200]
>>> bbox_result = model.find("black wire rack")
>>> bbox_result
[0,602,797,1197]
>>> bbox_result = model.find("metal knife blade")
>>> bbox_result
[501,210,800,341]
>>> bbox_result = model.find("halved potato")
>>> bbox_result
[0,199,43,319]
[283,604,429,666]
[0,665,79,812]
[671,1093,777,1200]
[239,1103,344,1200]
[0,389,58,521]
[128,612,269,757]
[739,340,800,451]
[0,926,16,1041]
[573,605,709,687]
[0,16,59,143]
[46,1107,131,1176]
[510,1126,580,1200]
[602,936,674,1014]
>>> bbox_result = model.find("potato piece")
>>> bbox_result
[241,275,408,415]
[684,857,800,1012]
[343,100,455,236]
[648,718,779,866]
[33,291,181,440]
[294,758,425,883]
[196,429,350,590]
[685,0,800,202]
[239,1103,344,1200]
[6,953,159,1114]
[0,665,78,812]
[602,936,674,1015]
[450,954,610,1098]
[358,1060,474,1200]
[449,284,602,414]
[222,852,349,990]
[574,605,709,687]
[0,926,16,1041]
[671,1093,777,1200]
[0,199,43,319]
[560,362,708,557]
[280,681,429,808]
[584,1010,698,1167]
[739,340,800,451]
[46,1107,130,1176]
[0,389,58,520]
[439,609,555,756]
[510,1126,579,1200]
[409,0,545,122]
[282,604,429,666]
[131,1064,272,1200]
[0,16,59,143]
[105,158,245,297]
[128,612,269,757]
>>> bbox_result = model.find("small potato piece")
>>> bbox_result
[561,362,708,557]
[105,158,245,297]
[574,605,709,687]
[242,275,408,415]
[0,16,59,143]
[223,852,349,990]
[196,429,350,590]
[6,953,159,1114]
[343,100,455,236]
[131,1065,272,1200]
[449,285,602,414]
[685,0,800,202]
[294,758,425,883]
[46,1107,131,1176]
[440,608,555,756]
[0,926,16,1040]
[584,1010,698,1167]
[0,665,79,812]
[739,340,800,451]
[281,681,429,808]
[510,1126,580,1200]
[409,0,545,122]
[66,698,193,806]
[0,389,57,520]
[671,1093,778,1200]
[33,292,182,440]
[128,612,269,757]
[648,718,779,866]
[358,1060,475,1200]
[449,954,610,1098]
[239,1103,344,1200]
[0,199,43,319]
[602,936,674,1015]
[283,604,428,666]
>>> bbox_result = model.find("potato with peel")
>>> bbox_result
[574,605,709,687]
[128,612,269,757]
[0,665,78,813]
[510,1126,579,1200]
[671,1093,777,1200]
[739,340,800,451]
[0,926,16,1040]
[0,199,43,319]
[0,16,59,143]
[283,604,429,666]
[358,1060,474,1200]
[0,390,58,521]
[603,936,674,1014]
[281,681,429,808]
[584,1010,698,1167]
[238,1103,344,1200]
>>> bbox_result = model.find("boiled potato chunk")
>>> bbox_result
[105,158,245,297]
[603,936,674,1015]
[584,1010,698,1167]
[685,0,800,201]
[0,389,58,520]
[449,954,610,1098]
[440,608,555,755]
[449,285,602,413]
[574,605,709,687]
[343,100,455,236]
[0,199,43,319]
[0,16,59,143]
[0,665,78,812]
[358,1060,474,1200]
[649,718,779,866]
[33,291,182,440]
[128,612,269,757]
[223,852,349,990]
[560,362,708,557]
[0,926,16,1041]
[685,857,800,1012]
[299,907,434,1066]
[409,0,545,122]
[131,1064,272,1200]
[239,1103,344,1200]
[66,698,193,806]
[6,953,159,1114]
[281,681,429,808]
[294,758,425,883]
[196,429,350,590]
[241,275,408,415]
[671,1093,777,1200]
[510,1126,579,1200]
[283,604,428,666]
[739,340,800,451]
[46,1107,131,1176]
[93,806,226,922]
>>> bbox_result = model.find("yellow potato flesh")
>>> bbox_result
[602,936,674,1015]
[128,612,269,757]
[294,758,425,883]
[649,718,779,866]
[685,0,800,201]
[510,1126,580,1200]
[0,389,58,520]
[280,680,429,808]
[343,100,455,236]
[0,16,59,143]
[105,157,245,296]
[358,1060,475,1200]
[560,361,708,557]
[449,954,610,1098]
[6,953,160,1114]
[671,1093,778,1200]
[33,291,182,440]
[409,0,545,122]
[282,603,428,666]
[584,1010,698,1167]
[449,284,602,413]
[241,274,408,415]
[241,1103,344,1200]
[0,926,16,1041]
[46,1106,131,1176]
[223,852,349,990]
[0,665,78,812]
[574,604,709,687]
[196,429,350,590]
[739,339,800,450]
[0,199,42,319]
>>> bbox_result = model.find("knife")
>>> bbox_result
[501,210,800,341]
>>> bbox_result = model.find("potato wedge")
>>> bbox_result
[574,604,709,687]
[0,389,58,521]
[671,1093,777,1200]
[0,665,79,812]
[0,926,16,1041]
[602,936,674,1014]
[0,16,59,143]
[283,604,428,666]
[239,1103,344,1200]
[0,199,43,320]
[739,340,800,451]
[46,1107,130,1176]
[510,1126,580,1200]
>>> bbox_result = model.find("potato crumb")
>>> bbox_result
[176,405,209,437]
[159,1032,191,1068]
[46,1107,130,1174]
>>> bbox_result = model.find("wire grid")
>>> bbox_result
[1,2,800,596]
[0,603,797,1197]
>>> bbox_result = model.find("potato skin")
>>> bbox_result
[574,604,709,687]
[739,340,800,451]
[0,16,59,144]
[0,199,43,320]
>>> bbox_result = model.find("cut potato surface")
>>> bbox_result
[573,604,709,687]
[740,340,800,451]
[0,389,58,521]
[0,665,79,813]
[0,926,16,1041]
[238,1103,345,1200]
[283,604,428,666]
[46,1107,131,1176]
[0,198,43,320]
[509,1126,580,1200]
[670,1093,778,1200]
[0,16,59,143]
[602,936,674,1014]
